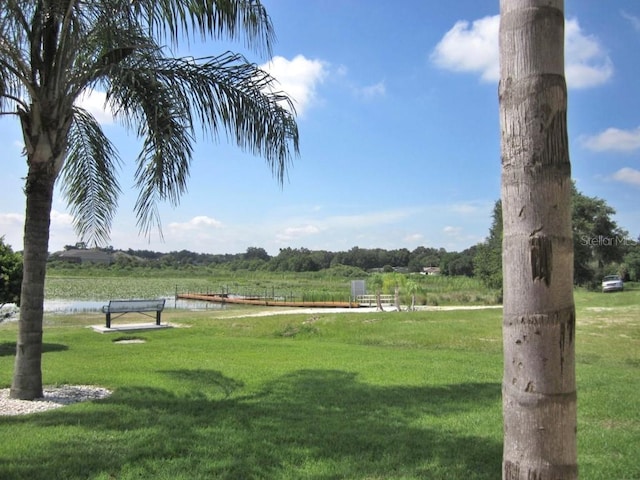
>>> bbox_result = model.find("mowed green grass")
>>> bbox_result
[0,287,638,479]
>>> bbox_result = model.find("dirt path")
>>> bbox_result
[220,304,502,319]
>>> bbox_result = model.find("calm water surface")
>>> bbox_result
[43,297,225,313]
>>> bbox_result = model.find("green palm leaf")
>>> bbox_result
[60,107,122,246]
[104,48,298,236]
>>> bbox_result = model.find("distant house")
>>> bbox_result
[369,266,410,274]
[56,248,113,265]
[422,266,441,276]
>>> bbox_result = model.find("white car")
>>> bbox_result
[601,275,624,292]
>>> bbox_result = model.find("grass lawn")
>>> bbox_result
[0,286,638,479]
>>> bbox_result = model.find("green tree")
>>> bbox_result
[572,185,629,285]
[476,189,629,289]
[405,279,420,311]
[623,239,640,281]
[381,272,405,311]
[368,273,384,311]
[309,250,334,270]
[473,200,503,291]
[499,0,577,477]
[1,0,299,400]
[408,246,445,273]
[244,247,270,262]
[0,237,23,306]
[440,247,476,277]
[269,247,320,272]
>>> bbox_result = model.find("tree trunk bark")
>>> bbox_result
[375,290,384,312]
[394,285,400,311]
[499,1,577,479]
[10,161,56,400]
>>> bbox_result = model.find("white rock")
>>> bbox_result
[0,385,112,416]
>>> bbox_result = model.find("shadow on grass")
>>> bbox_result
[161,369,245,398]
[1,369,502,479]
[0,342,68,357]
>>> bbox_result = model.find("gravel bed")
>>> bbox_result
[0,385,112,416]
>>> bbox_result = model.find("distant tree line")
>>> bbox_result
[50,244,476,275]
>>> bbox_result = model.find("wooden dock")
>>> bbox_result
[177,293,361,308]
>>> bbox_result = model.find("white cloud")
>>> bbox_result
[168,216,223,231]
[621,10,640,32]
[582,126,640,152]
[50,209,74,227]
[431,15,613,89]
[275,224,321,242]
[431,15,499,82]
[0,213,25,250]
[404,233,424,243]
[0,212,24,226]
[356,81,386,100]
[325,209,417,229]
[443,226,462,235]
[261,55,328,116]
[75,89,115,125]
[335,65,349,77]
[0,208,80,252]
[273,208,419,247]
[41,209,76,252]
[438,225,484,251]
[564,19,613,88]
[144,215,228,253]
[612,167,640,187]
[448,201,490,216]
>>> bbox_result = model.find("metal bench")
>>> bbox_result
[102,299,166,328]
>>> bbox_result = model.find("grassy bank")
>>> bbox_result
[0,288,637,479]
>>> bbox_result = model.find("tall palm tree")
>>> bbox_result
[499,0,577,478]
[0,0,299,400]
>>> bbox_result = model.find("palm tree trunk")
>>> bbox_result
[375,290,384,312]
[394,285,400,311]
[499,1,577,478]
[10,161,56,400]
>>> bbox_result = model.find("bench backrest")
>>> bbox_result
[105,299,166,313]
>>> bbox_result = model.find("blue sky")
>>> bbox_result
[1,1,638,255]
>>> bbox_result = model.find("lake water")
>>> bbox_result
[43,297,226,313]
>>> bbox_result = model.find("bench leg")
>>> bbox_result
[156,311,161,326]
[106,313,111,329]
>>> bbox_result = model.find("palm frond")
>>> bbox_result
[59,107,122,246]
[130,0,275,57]
[155,52,299,180]
[0,1,33,112]
[103,49,298,236]
[2,0,297,242]
[103,55,194,237]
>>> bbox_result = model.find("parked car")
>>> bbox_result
[601,275,624,292]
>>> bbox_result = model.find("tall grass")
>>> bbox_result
[412,274,500,305]
[0,286,638,479]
